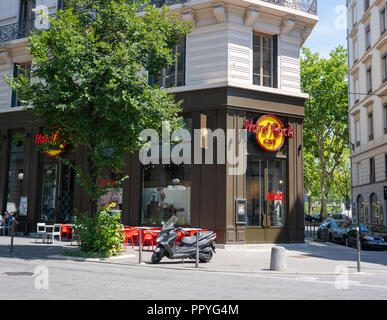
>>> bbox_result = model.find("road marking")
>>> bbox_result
[211,271,387,290]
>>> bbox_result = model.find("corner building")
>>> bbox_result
[0,0,318,243]
[347,0,387,226]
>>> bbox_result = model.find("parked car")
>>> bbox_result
[346,224,387,250]
[317,220,350,243]
[312,214,323,223]
[331,213,352,222]
[331,221,351,243]
[304,214,314,222]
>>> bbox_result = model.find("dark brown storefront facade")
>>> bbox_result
[0,85,306,244]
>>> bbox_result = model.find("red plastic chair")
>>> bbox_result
[124,228,139,249]
[142,230,158,250]
[175,230,185,246]
[61,224,72,241]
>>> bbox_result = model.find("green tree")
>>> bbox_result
[332,148,351,208]
[304,151,321,215]
[6,0,192,215]
[301,46,349,218]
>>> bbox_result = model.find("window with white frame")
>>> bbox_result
[366,66,372,93]
[352,3,357,26]
[354,76,360,103]
[384,103,387,134]
[370,157,375,183]
[353,38,358,62]
[365,24,371,49]
[364,0,370,11]
[151,37,186,89]
[253,32,273,88]
[368,111,374,141]
[381,3,387,34]
[382,52,387,82]
[355,119,361,146]
[11,62,31,107]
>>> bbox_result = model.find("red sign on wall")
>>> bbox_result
[267,193,285,201]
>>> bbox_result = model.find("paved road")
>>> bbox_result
[1,236,387,301]
[1,254,387,300]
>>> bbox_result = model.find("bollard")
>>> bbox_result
[9,220,15,253]
[356,227,361,272]
[270,246,287,271]
[138,228,144,264]
[195,232,199,268]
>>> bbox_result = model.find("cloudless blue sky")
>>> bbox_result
[303,0,347,58]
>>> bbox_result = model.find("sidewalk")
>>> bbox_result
[1,235,386,275]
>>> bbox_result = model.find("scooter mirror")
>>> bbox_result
[163,215,178,230]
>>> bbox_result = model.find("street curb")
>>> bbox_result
[62,258,377,276]
[47,253,135,262]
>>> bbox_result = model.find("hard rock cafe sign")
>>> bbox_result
[244,115,294,152]
[35,131,66,158]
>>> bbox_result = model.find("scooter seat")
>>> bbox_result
[181,231,214,246]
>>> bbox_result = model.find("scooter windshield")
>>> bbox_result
[163,215,178,230]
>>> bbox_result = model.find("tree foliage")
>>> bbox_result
[6,0,192,214]
[301,46,350,217]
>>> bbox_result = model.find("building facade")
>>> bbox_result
[347,0,387,225]
[0,0,318,243]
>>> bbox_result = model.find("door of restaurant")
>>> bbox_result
[40,161,75,223]
[245,157,287,243]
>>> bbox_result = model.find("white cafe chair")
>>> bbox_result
[0,221,5,236]
[53,224,62,244]
[36,223,46,243]
[46,224,62,244]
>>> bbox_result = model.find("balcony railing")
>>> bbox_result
[0,14,55,44]
[0,0,317,43]
[148,0,318,15]
[262,0,317,15]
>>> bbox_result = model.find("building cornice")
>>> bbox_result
[171,79,309,100]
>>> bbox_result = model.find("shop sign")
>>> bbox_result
[244,115,294,152]
[19,196,28,216]
[35,132,66,158]
[268,193,285,201]
[235,199,247,225]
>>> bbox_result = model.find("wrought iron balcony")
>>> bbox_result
[262,0,317,15]
[0,0,317,44]
[148,0,317,15]
[0,15,55,44]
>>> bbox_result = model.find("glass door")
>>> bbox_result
[40,162,75,222]
[40,163,58,222]
[246,158,287,243]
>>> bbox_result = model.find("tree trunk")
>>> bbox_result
[321,193,327,218]
[89,196,97,217]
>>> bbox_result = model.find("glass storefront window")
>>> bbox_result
[6,131,25,214]
[246,158,286,227]
[141,164,191,226]
[41,163,58,221]
[267,160,286,227]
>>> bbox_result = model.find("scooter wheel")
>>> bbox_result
[151,252,163,264]
[199,251,213,263]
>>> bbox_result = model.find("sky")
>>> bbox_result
[303,0,348,58]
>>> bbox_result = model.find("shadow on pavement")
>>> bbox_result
[286,240,387,269]
[0,238,79,260]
